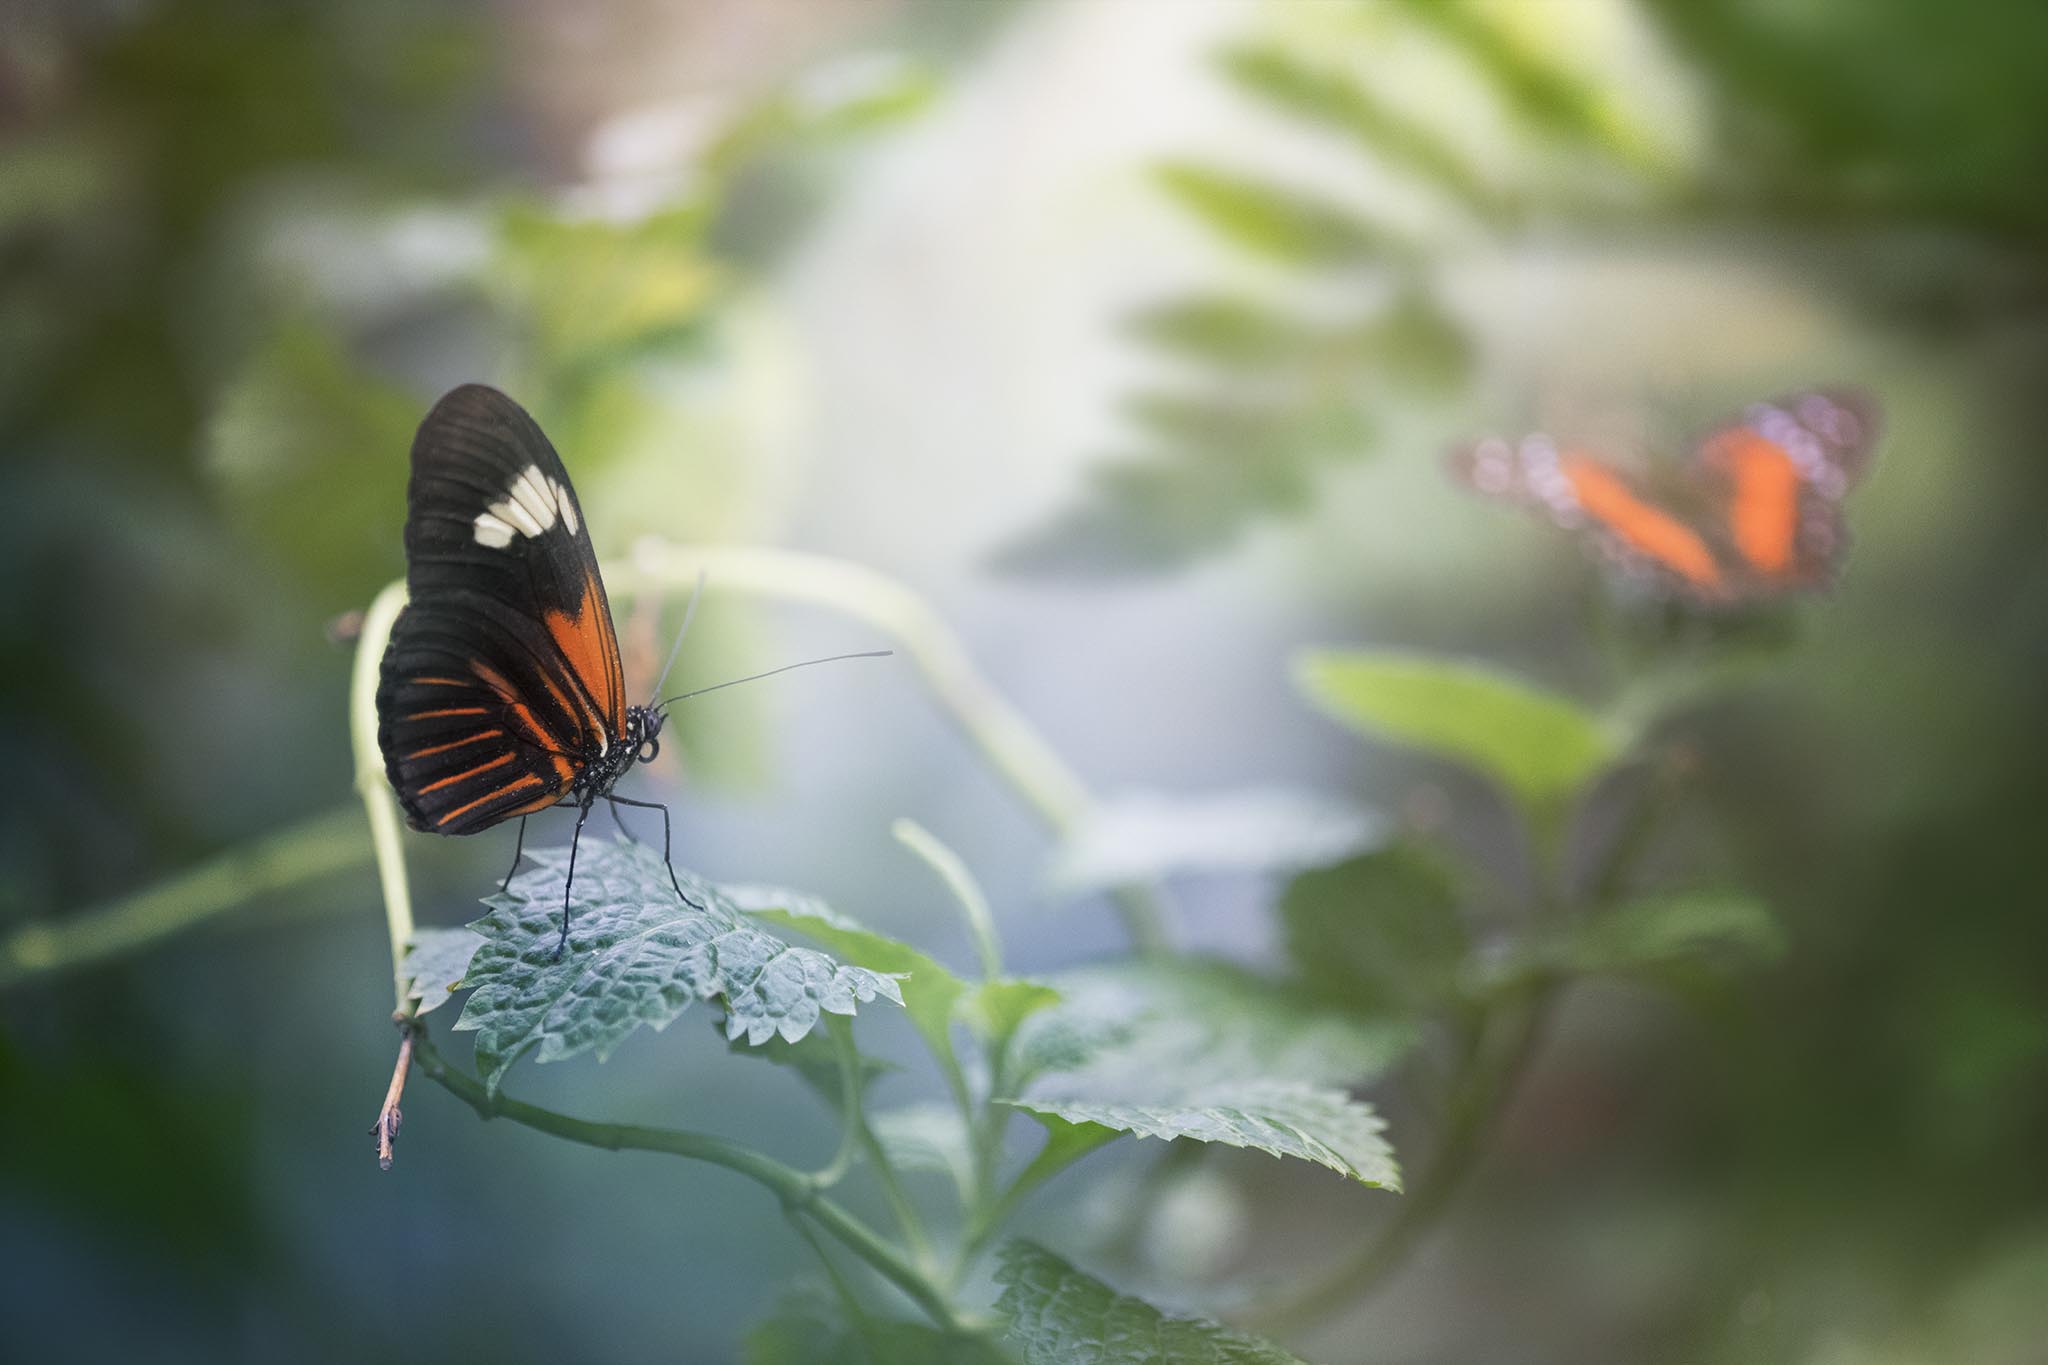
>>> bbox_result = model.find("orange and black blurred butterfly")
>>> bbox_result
[376,384,687,955]
[1451,389,1880,605]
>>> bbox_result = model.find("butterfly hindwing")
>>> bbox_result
[376,385,628,834]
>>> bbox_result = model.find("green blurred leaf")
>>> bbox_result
[869,1101,976,1204]
[1155,162,1412,266]
[745,1284,1013,1365]
[724,1027,893,1109]
[492,202,720,381]
[960,977,1062,1055]
[1219,41,1509,222]
[203,323,418,606]
[1002,960,1409,1188]
[1051,787,1386,893]
[995,1241,1310,1365]
[400,926,482,1015]
[1281,847,1468,1016]
[1475,892,1785,994]
[452,839,901,1093]
[1127,295,1326,369]
[1296,649,1619,811]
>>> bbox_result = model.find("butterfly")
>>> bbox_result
[1450,388,1880,605]
[375,384,690,957]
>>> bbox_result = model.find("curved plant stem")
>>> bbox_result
[0,803,369,991]
[619,541,1172,955]
[352,580,415,1011]
[892,817,1004,980]
[409,1026,960,1330]
[1244,987,1554,1331]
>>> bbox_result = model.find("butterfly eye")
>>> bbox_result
[638,735,660,765]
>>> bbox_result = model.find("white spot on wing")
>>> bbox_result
[555,479,579,536]
[473,511,515,548]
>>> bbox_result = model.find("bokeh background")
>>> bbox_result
[4,1,2046,1361]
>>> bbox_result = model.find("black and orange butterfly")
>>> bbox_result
[375,384,690,956]
[1450,388,1880,605]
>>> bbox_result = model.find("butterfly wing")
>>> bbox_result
[376,384,628,834]
[1691,388,1881,591]
[1450,433,1731,601]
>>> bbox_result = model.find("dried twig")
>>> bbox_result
[371,1016,415,1170]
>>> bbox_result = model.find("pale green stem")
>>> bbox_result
[351,580,415,1011]
[890,818,1004,980]
[0,805,369,991]
[829,1016,935,1265]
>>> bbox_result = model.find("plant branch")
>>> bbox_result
[618,541,1173,955]
[410,1025,959,1330]
[351,580,416,1012]
[0,804,369,991]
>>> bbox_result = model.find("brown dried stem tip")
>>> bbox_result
[371,1017,416,1171]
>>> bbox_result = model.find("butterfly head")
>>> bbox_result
[626,704,666,767]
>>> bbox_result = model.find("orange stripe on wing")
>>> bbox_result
[435,774,544,828]
[1712,430,1801,577]
[544,572,626,734]
[405,729,504,761]
[1562,455,1723,589]
[408,706,492,720]
[417,751,515,795]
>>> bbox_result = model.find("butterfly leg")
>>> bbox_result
[556,799,593,960]
[499,816,528,894]
[608,794,702,912]
[606,796,640,844]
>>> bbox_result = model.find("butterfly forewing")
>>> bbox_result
[1692,389,1880,590]
[376,385,629,834]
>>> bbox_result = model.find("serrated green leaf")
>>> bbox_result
[1002,961,1410,1188]
[739,890,969,1070]
[995,1241,1309,1365]
[745,1284,1014,1365]
[1475,892,1785,993]
[451,839,902,1092]
[1155,162,1412,266]
[1051,787,1385,893]
[1296,649,1618,811]
[1281,847,1467,1016]
[400,926,482,1015]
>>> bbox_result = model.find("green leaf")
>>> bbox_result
[1051,787,1385,893]
[1127,295,1326,369]
[869,1101,976,1204]
[724,1027,892,1109]
[1476,892,1785,992]
[451,839,902,1093]
[399,926,482,1015]
[960,978,1063,1054]
[1281,847,1468,1016]
[738,890,969,1072]
[1219,42,1509,222]
[745,1285,1014,1365]
[1002,961,1411,1188]
[1154,162,1412,266]
[995,1241,1310,1365]
[1296,649,1619,811]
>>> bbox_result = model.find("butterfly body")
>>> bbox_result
[1453,389,1879,606]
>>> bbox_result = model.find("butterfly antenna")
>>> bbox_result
[645,570,705,708]
[656,650,893,710]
